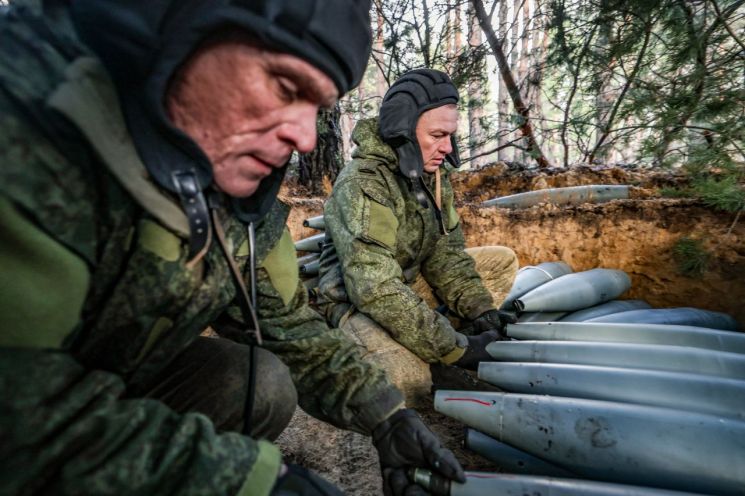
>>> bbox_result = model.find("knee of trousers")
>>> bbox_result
[249,347,298,440]
[465,246,519,306]
[466,245,519,271]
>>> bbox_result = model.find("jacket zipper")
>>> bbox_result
[418,177,448,236]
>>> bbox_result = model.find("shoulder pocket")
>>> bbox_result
[364,193,399,250]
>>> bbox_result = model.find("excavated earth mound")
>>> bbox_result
[277,164,744,494]
[449,162,687,203]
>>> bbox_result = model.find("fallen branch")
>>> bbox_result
[462,137,526,164]
[471,0,552,168]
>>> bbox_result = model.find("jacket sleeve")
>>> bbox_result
[323,177,465,364]
[0,197,281,496]
[420,224,495,321]
[254,229,405,434]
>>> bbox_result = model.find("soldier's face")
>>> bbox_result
[167,37,338,198]
[416,105,458,174]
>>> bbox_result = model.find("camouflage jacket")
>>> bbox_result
[318,118,494,363]
[0,5,402,495]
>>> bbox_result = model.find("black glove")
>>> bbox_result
[373,409,465,496]
[272,464,343,496]
[453,331,501,370]
[472,309,517,336]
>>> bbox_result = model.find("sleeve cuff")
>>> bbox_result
[439,331,468,365]
[237,440,283,496]
[465,301,496,321]
[354,386,406,434]
[439,344,466,365]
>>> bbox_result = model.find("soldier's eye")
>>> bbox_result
[277,77,299,103]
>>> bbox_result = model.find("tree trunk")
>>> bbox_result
[514,0,530,163]
[497,0,510,162]
[510,0,520,72]
[467,2,486,168]
[446,0,463,72]
[340,95,355,162]
[527,0,555,162]
[421,0,432,66]
[375,0,388,100]
[529,0,551,163]
[518,0,531,93]
[592,19,617,165]
[455,0,463,56]
[445,2,454,68]
[298,104,344,195]
[472,0,552,168]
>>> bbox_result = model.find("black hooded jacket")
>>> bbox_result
[0,2,405,495]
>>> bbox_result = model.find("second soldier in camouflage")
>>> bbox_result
[318,69,519,404]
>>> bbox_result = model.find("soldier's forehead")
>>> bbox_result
[418,105,458,130]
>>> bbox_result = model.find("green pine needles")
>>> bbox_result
[692,175,745,213]
[672,237,710,277]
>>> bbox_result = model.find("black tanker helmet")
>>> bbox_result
[71,0,372,257]
[378,68,461,189]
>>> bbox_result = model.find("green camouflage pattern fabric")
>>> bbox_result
[318,118,495,363]
[0,3,402,494]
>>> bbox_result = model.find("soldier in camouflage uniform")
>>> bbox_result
[0,2,465,495]
[318,70,519,404]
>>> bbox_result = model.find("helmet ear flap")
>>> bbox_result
[446,134,461,168]
[379,93,417,143]
[395,138,425,181]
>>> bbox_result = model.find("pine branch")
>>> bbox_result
[560,24,598,167]
[709,0,745,53]
[588,19,653,164]
[461,136,527,163]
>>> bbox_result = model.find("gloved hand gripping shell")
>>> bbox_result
[373,409,465,496]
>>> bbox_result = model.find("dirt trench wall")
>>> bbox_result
[459,199,745,326]
[282,174,745,327]
[450,163,687,203]
[283,197,324,241]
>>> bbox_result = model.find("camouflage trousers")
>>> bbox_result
[339,246,518,407]
[129,336,297,440]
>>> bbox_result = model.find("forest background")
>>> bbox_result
[296,0,744,220]
[1,0,741,215]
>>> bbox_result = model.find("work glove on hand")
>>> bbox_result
[373,409,465,496]
[472,309,517,336]
[453,331,501,370]
[271,464,343,496]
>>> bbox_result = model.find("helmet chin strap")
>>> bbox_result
[173,170,212,267]
[410,174,429,209]
[209,199,262,436]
